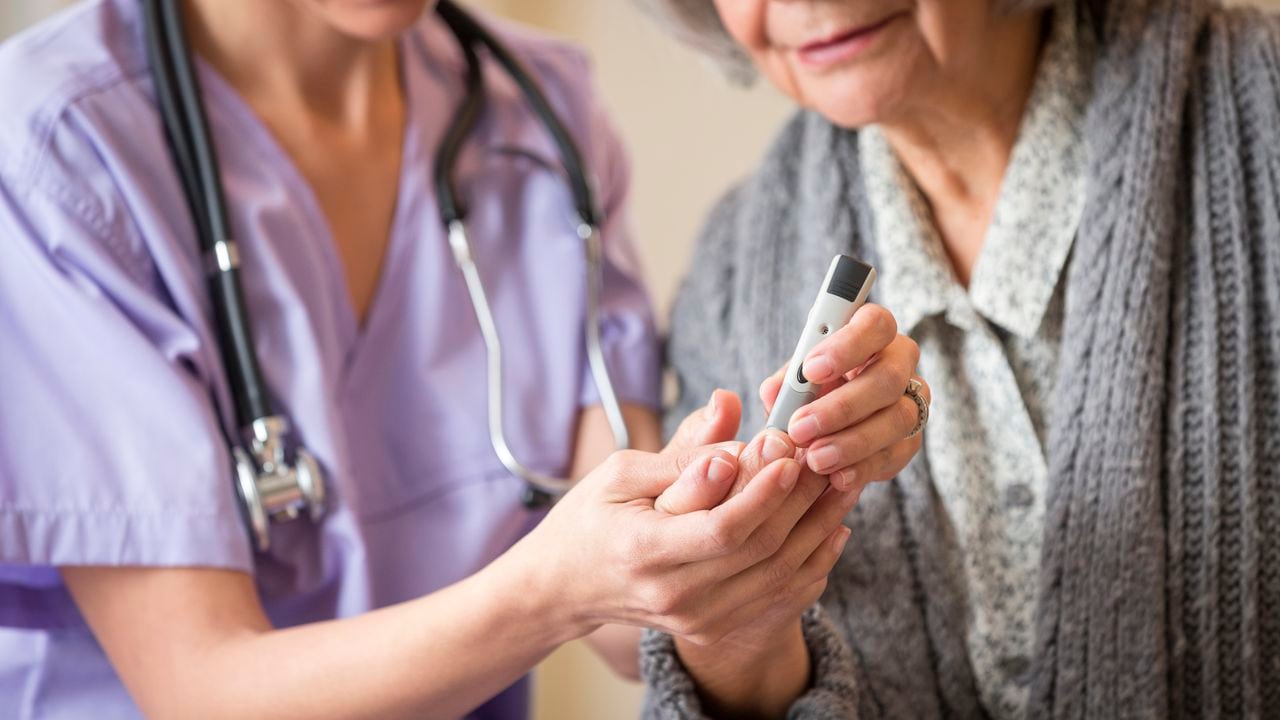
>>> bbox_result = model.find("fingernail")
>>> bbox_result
[804,355,834,384]
[707,456,735,484]
[789,415,820,445]
[762,433,790,463]
[832,468,858,492]
[779,461,800,491]
[832,526,851,554]
[706,391,719,417]
[808,445,841,474]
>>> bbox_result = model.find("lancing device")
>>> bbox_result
[765,255,877,432]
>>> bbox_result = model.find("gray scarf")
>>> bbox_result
[647,0,1280,716]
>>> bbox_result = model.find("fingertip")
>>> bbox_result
[832,525,851,554]
[830,468,858,492]
[788,413,820,446]
[778,458,801,491]
[719,390,744,422]
[689,390,744,448]
[801,354,835,384]
[759,374,782,405]
[707,455,736,485]
[761,429,794,464]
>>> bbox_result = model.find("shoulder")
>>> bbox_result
[671,107,869,332]
[405,7,627,197]
[0,0,151,188]
[1185,5,1280,163]
[0,0,163,286]
[1192,4,1280,80]
[669,110,811,321]
[0,0,158,279]
[1183,4,1280,95]
[688,109,832,262]
[472,9,597,89]
[407,7,601,135]
[1200,3,1280,46]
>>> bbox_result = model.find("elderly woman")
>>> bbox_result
[638,0,1280,717]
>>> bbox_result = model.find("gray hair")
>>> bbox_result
[637,0,1103,84]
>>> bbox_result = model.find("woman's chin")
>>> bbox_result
[317,0,435,41]
[802,83,903,130]
[784,44,922,130]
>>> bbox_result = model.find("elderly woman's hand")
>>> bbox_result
[653,395,858,717]
[762,303,929,491]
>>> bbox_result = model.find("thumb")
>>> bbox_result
[654,446,741,515]
[665,389,743,454]
[759,367,785,417]
[730,428,796,497]
[603,442,742,504]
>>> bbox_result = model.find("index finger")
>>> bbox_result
[648,458,802,564]
[801,304,898,385]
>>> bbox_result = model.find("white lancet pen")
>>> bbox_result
[766,254,877,432]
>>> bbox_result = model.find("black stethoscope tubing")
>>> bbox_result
[433,0,599,228]
[143,0,271,428]
[140,0,601,433]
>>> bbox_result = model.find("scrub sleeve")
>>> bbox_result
[565,58,661,413]
[0,127,252,630]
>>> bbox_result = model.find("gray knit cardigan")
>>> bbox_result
[640,0,1280,717]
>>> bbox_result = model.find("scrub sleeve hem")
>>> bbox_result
[577,336,662,413]
[0,506,254,629]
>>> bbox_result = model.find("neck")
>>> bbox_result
[878,9,1049,283]
[183,0,401,131]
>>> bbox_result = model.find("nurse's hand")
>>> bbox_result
[514,392,855,646]
[761,303,930,490]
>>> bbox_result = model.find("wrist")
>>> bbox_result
[491,532,600,648]
[675,619,809,719]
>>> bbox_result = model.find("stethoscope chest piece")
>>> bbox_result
[233,416,327,552]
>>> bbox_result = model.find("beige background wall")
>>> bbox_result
[470,0,791,323]
[2,1,1276,718]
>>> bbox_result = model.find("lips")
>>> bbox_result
[795,13,902,69]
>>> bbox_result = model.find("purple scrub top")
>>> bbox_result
[0,2,661,717]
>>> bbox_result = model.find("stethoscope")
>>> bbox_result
[141,0,630,552]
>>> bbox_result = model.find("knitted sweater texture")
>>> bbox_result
[642,1,1280,717]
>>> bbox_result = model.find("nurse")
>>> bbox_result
[0,0,866,718]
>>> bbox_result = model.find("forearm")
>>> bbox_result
[226,555,577,719]
[67,546,586,720]
[675,620,810,720]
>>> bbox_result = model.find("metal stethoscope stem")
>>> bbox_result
[447,220,630,503]
[435,0,631,506]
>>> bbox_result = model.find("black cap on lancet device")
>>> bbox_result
[826,255,874,301]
